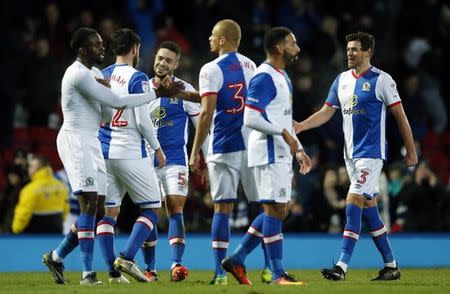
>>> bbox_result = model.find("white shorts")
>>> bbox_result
[345,158,383,199]
[207,150,258,203]
[156,165,189,197]
[252,163,292,204]
[57,131,106,196]
[105,158,161,209]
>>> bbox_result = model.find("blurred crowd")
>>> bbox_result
[1,0,449,234]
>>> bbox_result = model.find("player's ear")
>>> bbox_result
[79,47,87,56]
[275,43,283,55]
[219,36,226,46]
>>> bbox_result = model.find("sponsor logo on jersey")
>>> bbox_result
[343,94,366,115]
[151,106,174,127]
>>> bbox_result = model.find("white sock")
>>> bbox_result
[336,261,348,273]
[82,271,93,279]
[385,261,397,268]
[51,251,63,263]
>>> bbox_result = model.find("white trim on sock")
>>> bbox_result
[336,261,348,273]
[385,261,397,268]
[52,250,63,263]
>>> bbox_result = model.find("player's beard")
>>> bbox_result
[283,51,299,65]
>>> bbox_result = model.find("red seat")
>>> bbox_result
[13,128,31,149]
[30,127,58,148]
[34,146,62,171]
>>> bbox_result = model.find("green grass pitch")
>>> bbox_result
[1,269,449,293]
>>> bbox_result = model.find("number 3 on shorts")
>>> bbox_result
[357,170,369,184]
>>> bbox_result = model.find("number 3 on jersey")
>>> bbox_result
[112,109,128,127]
[225,82,244,114]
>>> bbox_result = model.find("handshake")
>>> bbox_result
[96,75,185,98]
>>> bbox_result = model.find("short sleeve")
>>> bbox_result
[325,75,341,109]
[129,71,151,94]
[245,73,277,112]
[199,63,222,98]
[378,73,401,108]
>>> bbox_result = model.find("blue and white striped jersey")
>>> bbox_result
[245,63,295,167]
[148,77,200,167]
[325,66,401,160]
[98,64,153,159]
[199,52,256,161]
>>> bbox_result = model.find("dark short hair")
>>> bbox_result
[345,32,375,52]
[110,28,140,55]
[157,41,181,58]
[264,27,292,54]
[70,27,98,52]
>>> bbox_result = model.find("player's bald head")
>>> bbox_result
[214,19,241,47]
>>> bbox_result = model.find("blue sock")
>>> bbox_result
[168,213,185,264]
[55,221,79,259]
[77,213,95,272]
[338,204,362,270]
[231,212,264,265]
[122,209,158,260]
[142,227,158,271]
[211,213,230,276]
[96,216,116,271]
[363,206,395,265]
[262,214,284,280]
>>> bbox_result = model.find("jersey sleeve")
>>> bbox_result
[245,73,277,112]
[129,71,151,94]
[199,63,222,98]
[325,75,341,109]
[378,73,401,108]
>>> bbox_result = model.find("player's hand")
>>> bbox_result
[201,166,209,187]
[293,120,303,134]
[155,81,184,98]
[404,151,418,167]
[95,78,110,88]
[296,149,312,175]
[281,129,299,156]
[155,148,166,168]
[189,152,201,174]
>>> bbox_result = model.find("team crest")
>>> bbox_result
[362,82,371,91]
[169,98,179,104]
[279,188,286,198]
[85,177,94,186]
[141,80,150,92]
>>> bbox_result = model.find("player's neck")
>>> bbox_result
[353,62,371,75]
[115,56,133,67]
[219,45,237,56]
[266,56,285,71]
[153,74,173,83]
[76,57,93,69]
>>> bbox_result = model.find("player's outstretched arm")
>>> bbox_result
[390,103,418,167]
[79,72,157,108]
[294,104,336,134]
[189,94,216,173]
[175,90,202,102]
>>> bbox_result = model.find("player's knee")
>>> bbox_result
[214,202,233,214]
